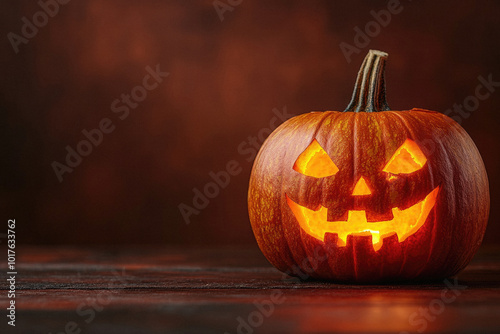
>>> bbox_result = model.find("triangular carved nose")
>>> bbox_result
[352,177,372,196]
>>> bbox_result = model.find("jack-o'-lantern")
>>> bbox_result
[248,50,489,282]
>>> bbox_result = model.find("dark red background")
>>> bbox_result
[1,0,499,246]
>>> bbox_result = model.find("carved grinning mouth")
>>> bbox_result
[286,187,439,251]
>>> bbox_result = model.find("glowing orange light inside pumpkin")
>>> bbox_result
[352,177,372,196]
[289,137,437,251]
[286,187,439,251]
[383,139,427,174]
[293,139,338,178]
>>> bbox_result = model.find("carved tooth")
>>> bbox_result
[324,232,343,247]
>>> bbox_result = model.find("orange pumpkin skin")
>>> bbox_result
[248,51,489,283]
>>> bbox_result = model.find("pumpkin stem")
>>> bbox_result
[344,50,391,112]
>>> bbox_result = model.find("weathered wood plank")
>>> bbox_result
[1,246,500,333]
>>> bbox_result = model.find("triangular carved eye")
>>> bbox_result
[293,139,339,178]
[383,139,427,174]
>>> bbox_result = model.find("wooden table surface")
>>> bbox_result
[2,245,500,334]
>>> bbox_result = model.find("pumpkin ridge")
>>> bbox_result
[285,113,333,276]
[302,111,340,277]
[405,111,440,278]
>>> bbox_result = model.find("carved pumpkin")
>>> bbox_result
[248,50,489,283]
